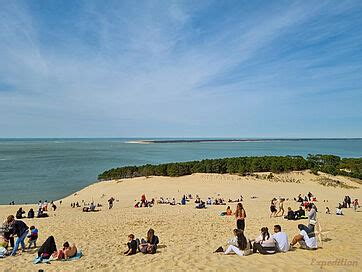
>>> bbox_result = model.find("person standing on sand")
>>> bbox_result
[276,198,285,217]
[235,203,246,231]
[108,197,115,209]
[7,215,29,256]
[270,198,277,218]
[353,199,359,211]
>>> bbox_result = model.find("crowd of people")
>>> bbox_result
[1,189,360,263]
[13,200,58,220]
[0,215,78,261]
[215,198,319,256]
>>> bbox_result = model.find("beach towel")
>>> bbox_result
[33,251,83,264]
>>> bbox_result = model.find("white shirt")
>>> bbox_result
[272,232,289,252]
[227,236,238,247]
[300,230,317,249]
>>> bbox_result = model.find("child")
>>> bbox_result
[27,226,38,249]
[124,234,138,255]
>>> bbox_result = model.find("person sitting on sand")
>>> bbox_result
[290,224,317,250]
[37,207,48,218]
[271,225,289,252]
[207,197,212,205]
[196,201,206,209]
[295,194,303,203]
[43,200,48,212]
[224,229,252,256]
[270,198,277,218]
[284,207,295,220]
[195,195,201,204]
[220,206,233,216]
[15,208,25,219]
[139,229,159,254]
[1,220,14,250]
[124,234,138,256]
[325,207,331,214]
[140,194,147,207]
[295,206,306,219]
[83,202,97,212]
[27,208,34,219]
[336,207,343,215]
[38,236,57,259]
[253,227,276,255]
[226,229,239,247]
[0,233,8,250]
[55,241,77,260]
[226,206,233,215]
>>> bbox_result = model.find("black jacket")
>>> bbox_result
[12,220,29,237]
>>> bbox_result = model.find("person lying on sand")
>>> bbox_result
[55,241,77,260]
[290,224,317,250]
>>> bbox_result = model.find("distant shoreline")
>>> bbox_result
[1,137,361,141]
[128,138,362,144]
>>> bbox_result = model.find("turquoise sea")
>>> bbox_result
[0,138,361,204]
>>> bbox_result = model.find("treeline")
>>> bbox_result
[307,154,362,179]
[98,155,362,181]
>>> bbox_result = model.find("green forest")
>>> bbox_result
[98,154,362,181]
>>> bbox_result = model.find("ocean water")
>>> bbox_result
[0,138,361,204]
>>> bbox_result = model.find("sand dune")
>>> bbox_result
[1,171,361,271]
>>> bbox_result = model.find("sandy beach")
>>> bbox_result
[1,171,361,271]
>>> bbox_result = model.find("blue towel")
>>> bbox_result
[33,251,82,264]
[33,256,51,264]
[66,251,83,261]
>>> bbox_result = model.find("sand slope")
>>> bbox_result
[1,171,361,271]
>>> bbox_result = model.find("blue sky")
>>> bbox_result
[0,0,361,138]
